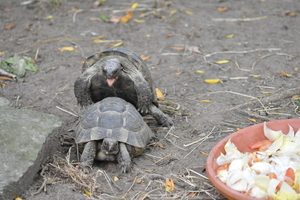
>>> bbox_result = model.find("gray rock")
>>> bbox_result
[0,97,9,106]
[0,106,63,200]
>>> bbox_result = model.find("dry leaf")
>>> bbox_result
[188,192,196,197]
[0,52,4,55]
[170,10,177,16]
[4,23,15,30]
[0,83,7,87]
[200,100,212,102]
[71,7,78,12]
[157,142,164,148]
[279,71,292,77]
[156,88,165,100]
[174,72,182,76]
[146,34,151,37]
[165,178,175,191]
[204,79,220,84]
[109,41,123,47]
[0,76,13,81]
[166,34,174,38]
[251,75,262,78]
[120,11,133,23]
[145,169,154,173]
[136,179,142,184]
[114,176,119,181]
[196,70,204,73]
[292,95,299,99]
[184,10,193,15]
[93,39,104,43]
[58,46,75,52]
[218,7,228,11]
[248,118,257,123]
[109,16,122,23]
[187,46,204,54]
[200,151,208,156]
[131,2,138,9]
[170,47,184,50]
[44,15,53,19]
[236,128,241,131]
[5,8,11,12]
[224,34,234,38]
[83,188,91,196]
[14,198,22,200]
[261,91,272,94]
[133,19,145,23]
[214,60,229,64]
[140,56,150,60]
[290,12,297,17]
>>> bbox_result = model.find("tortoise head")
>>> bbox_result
[101,138,119,155]
[102,58,122,87]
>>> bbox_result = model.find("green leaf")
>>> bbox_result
[99,14,110,20]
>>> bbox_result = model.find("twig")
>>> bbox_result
[124,176,137,198]
[189,169,209,180]
[205,48,281,58]
[56,106,78,117]
[212,16,267,22]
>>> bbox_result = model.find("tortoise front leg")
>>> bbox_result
[149,104,174,128]
[80,141,97,173]
[117,143,131,173]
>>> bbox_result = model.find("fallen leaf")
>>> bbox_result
[146,34,151,37]
[109,41,123,47]
[145,169,154,173]
[165,178,175,191]
[251,75,262,78]
[200,100,212,102]
[279,71,292,77]
[44,15,53,19]
[224,34,234,38]
[99,14,111,21]
[170,47,184,50]
[58,46,75,52]
[5,8,11,12]
[0,83,7,87]
[290,12,297,17]
[93,39,104,43]
[200,151,208,156]
[157,142,164,148]
[114,176,119,181]
[185,10,193,15]
[166,34,174,38]
[295,68,300,71]
[248,118,257,123]
[170,10,177,16]
[83,188,91,196]
[187,46,204,54]
[140,56,150,60]
[133,19,145,23]
[196,70,204,73]
[214,60,230,64]
[14,198,22,200]
[136,179,142,184]
[120,11,133,23]
[109,16,122,23]
[131,2,138,9]
[188,192,196,197]
[0,52,4,55]
[204,79,220,84]
[292,95,299,99]
[236,128,241,131]
[218,7,228,12]
[174,72,182,75]
[71,7,78,11]
[0,76,13,81]
[4,23,15,30]
[168,66,175,68]
[156,88,165,100]
[261,91,272,94]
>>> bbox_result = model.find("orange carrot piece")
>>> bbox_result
[285,167,295,186]
[250,140,273,151]
[268,172,277,180]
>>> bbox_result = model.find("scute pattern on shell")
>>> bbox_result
[75,97,154,148]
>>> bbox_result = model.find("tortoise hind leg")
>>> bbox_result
[80,141,97,173]
[149,104,174,128]
[117,143,132,173]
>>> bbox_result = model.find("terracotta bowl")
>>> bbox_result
[206,119,300,200]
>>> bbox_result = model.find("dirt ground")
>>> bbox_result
[1,0,300,199]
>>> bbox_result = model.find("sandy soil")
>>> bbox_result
[1,0,300,199]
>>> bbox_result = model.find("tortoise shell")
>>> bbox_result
[75,97,154,148]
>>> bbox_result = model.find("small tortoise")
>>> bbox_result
[75,97,154,173]
[74,47,173,127]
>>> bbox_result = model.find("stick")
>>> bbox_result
[56,106,78,117]
[212,16,267,22]
[205,48,281,57]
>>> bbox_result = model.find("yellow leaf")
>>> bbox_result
[131,2,138,9]
[184,10,193,15]
[261,91,272,94]
[136,179,142,184]
[83,188,91,196]
[170,10,177,16]
[196,70,204,73]
[292,95,299,99]
[44,15,53,19]
[204,79,220,84]
[214,60,230,64]
[290,12,297,17]
[218,7,228,12]
[280,71,292,77]
[133,19,145,23]
[141,56,150,61]
[156,88,165,100]
[114,176,119,181]
[146,34,151,37]
[93,39,103,43]
[109,41,123,47]
[165,178,175,191]
[0,52,4,55]
[224,34,234,38]
[58,46,74,52]
[248,118,257,123]
[200,100,212,102]
[295,68,300,71]
[120,11,133,23]
[170,47,184,50]
[251,75,262,78]
[15,198,22,200]
[71,7,79,12]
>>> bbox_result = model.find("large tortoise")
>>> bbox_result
[74,47,173,127]
[75,97,154,173]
